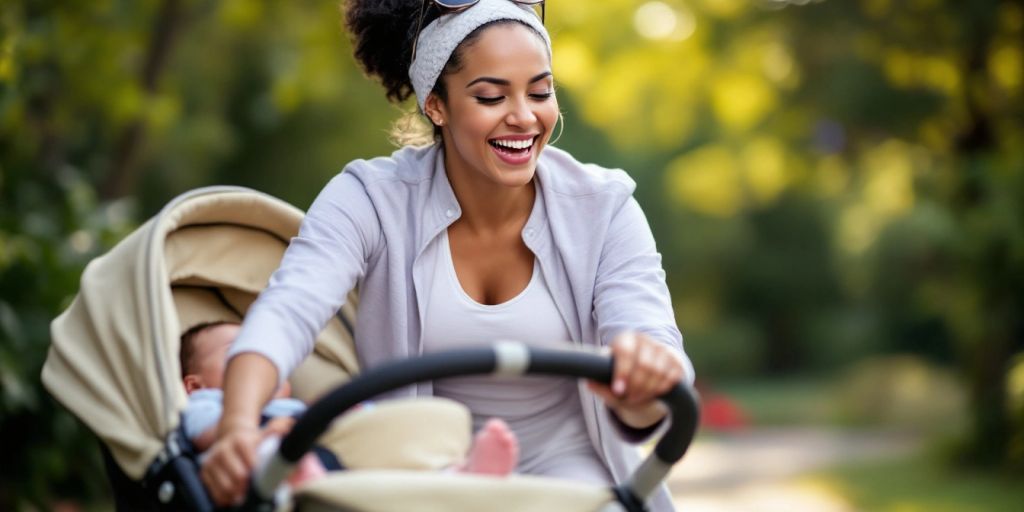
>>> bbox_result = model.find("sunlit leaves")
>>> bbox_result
[666,137,793,216]
[551,36,596,89]
[218,0,265,30]
[694,0,748,19]
[575,46,705,149]
[634,1,697,41]
[862,141,917,217]
[837,139,920,255]
[709,70,776,132]
[667,144,743,217]
[742,136,790,204]
[881,49,962,96]
[988,44,1022,93]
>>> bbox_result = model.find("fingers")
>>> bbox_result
[656,362,684,395]
[201,449,243,505]
[626,340,661,403]
[610,332,637,397]
[610,332,685,405]
[261,416,295,438]
[200,428,260,506]
[585,380,622,408]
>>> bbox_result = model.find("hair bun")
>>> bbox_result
[345,0,433,103]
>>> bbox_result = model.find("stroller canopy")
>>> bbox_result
[42,186,358,480]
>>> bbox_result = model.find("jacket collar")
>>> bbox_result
[418,144,555,258]
[420,147,462,258]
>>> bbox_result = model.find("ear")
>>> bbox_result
[183,374,204,394]
[423,93,446,127]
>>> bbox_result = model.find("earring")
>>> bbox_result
[549,111,565,145]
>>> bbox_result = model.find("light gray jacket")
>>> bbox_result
[231,143,693,511]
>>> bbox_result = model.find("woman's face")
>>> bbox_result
[427,23,558,189]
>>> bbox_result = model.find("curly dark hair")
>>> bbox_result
[344,0,427,104]
[343,0,545,106]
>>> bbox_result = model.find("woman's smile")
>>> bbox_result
[488,134,539,166]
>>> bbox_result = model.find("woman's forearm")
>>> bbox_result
[217,352,280,435]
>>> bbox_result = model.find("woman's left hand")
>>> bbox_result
[586,332,686,429]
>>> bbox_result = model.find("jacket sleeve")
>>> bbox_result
[228,171,383,386]
[592,195,695,440]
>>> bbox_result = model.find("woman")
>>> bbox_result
[201,1,694,510]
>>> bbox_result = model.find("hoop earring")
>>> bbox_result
[548,111,565,145]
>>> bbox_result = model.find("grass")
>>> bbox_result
[803,452,1024,512]
[713,376,840,426]
[700,368,1017,511]
[711,359,969,431]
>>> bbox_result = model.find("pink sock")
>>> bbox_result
[457,418,519,476]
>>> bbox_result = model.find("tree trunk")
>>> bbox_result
[100,0,185,200]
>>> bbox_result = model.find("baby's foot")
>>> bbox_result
[288,453,327,487]
[459,418,519,476]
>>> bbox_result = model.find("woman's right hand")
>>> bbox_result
[202,352,285,505]
[200,421,262,506]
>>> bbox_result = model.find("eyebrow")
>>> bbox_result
[466,71,553,88]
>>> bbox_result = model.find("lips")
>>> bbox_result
[488,135,538,165]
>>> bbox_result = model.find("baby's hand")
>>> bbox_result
[261,416,296,438]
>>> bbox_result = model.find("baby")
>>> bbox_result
[180,321,519,478]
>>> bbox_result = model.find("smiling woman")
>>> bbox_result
[199,1,694,511]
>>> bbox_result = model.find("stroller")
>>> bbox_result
[42,186,700,512]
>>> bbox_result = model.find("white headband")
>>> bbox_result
[409,0,551,111]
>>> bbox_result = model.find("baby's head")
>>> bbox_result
[180,321,239,394]
[180,321,292,398]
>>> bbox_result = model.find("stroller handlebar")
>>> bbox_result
[249,342,701,510]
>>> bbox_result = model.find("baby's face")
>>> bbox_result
[186,323,292,398]
[189,323,239,390]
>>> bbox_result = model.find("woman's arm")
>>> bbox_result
[201,171,383,505]
[228,172,383,387]
[590,197,693,432]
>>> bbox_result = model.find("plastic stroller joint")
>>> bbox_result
[140,427,216,512]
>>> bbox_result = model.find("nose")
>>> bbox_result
[505,96,538,128]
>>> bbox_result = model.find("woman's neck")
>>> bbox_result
[442,147,535,235]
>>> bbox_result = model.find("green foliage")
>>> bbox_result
[810,451,1024,512]
[0,168,135,507]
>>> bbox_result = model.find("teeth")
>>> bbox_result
[492,138,533,150]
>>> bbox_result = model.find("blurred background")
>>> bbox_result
[1,0,1022,510]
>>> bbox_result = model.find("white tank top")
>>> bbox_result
[421,230,610,481]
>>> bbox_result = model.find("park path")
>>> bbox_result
[665,427,921,511]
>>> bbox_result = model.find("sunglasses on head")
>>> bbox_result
[411,0,546,63]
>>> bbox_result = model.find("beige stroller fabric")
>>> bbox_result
[319,397,472,471]
[42,187,359,480]
[294,472,614,512]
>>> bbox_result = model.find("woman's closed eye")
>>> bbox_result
[473,91,555,105]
